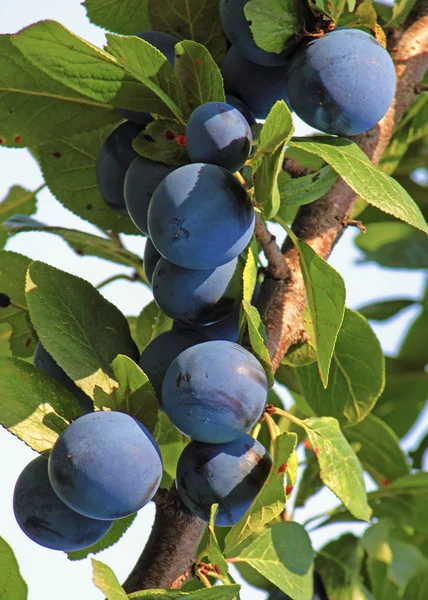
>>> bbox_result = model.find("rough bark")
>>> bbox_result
[123,5,428,592]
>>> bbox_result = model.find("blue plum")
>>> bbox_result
[34,342,93,414]
[186,102,252,172]
[226,94,255,126]
[222,47,291,120]
[152,256,243,326]
[139,328,208,404]
[162,340,268,443]
[48,411,163,520]
[116,31,179,123]
[124,156,176,235]
[148,163,254,270]
[144,237,162,284]
[175,434,272,525]
[197,308,241,342]
[96,121,143,215]
[13,456,112,551]
[220,0,289,66]
[286,28,396,136]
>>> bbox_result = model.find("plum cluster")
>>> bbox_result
[220,1,396,133]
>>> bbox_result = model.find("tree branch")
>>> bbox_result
[123,5,428,592]
[254,212,290,279]
[260,6,428,371]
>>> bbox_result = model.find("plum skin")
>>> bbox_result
[286,28,396,136]
[143,237,162,284]
[139,327,209,404]
[222,47,292,120]
[124,156,176,235]
[148,163,254,270]
[186,102,252,172]
[13,456,112,551]
[96,121,143,214]
[48,411,163,520]
[152,256,244,326]
[220,0,289,67]
[175,434,272,526]
[162,340,268,444]
[33,342,93,414]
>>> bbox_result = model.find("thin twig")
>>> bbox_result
[254,212,290,279]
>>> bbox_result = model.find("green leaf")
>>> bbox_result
[294,454,323,508]
[136,300,173,352]
[315,534,365,600]
[245,0,312,54]
[373,358,428,439]
[345,413,410,485]
[174,41,225,110]
[133,119,189,166]
[92,559,127,600]
[225,432,297,554]
[26,261,137,399]
[355,222,428,269]
[402,570,428,600]
[358,298,416,321]
[0,536,28,600]
[37,126,138,234]
[279,226,346,388]
[68,513,137,560]
[128,587,242,600]
[105,33,189,121]
[155,411,188,488]
[228,521,314,600]
[303,416,372,521]
[399,308,428,366]
[318,472,428,531]
[242,300,274,387]
[0,185,40,249]
[206,506,233,584]
[4,215,144,269]
[83,0,151,35]
[94,355,158,432]
[0,250,37,357]
[242,243,258,305]
[277,166,337,209]
[0,35,120,148]
[386,0,417,27]
[0,357,81,453]
[253,101,293,219]
[0,324,12,358]
[290,136,428,234]
[148,0,226,64]
[297,309,385,426]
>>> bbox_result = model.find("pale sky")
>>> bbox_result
[0,1,426,599]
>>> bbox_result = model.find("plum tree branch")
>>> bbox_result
[254,212,290,279]
[259,4,428,370]
[122,4,428,593]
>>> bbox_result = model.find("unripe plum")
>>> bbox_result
[162,340,268,443]
[148,163,254,270]
[13,456,112,551]
[220,0,289,66]
[96,121,143,214]
[124,156,176,235]
[152,256,243,326]
[143,238,162,284]
[222,47,291,120]
[186,102,252,172]
[176,434,272,525]
[116,31,179,124]
[48,411,163,520]
[139,327,208,404]
[34,342,93,414]
[286,28,396,136]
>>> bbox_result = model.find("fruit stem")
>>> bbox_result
[96,273,140,289]
[234,171,247,187]
[271,407,307,430]
[264,411,278,443]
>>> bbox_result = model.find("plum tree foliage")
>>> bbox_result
[0,0,427,599]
